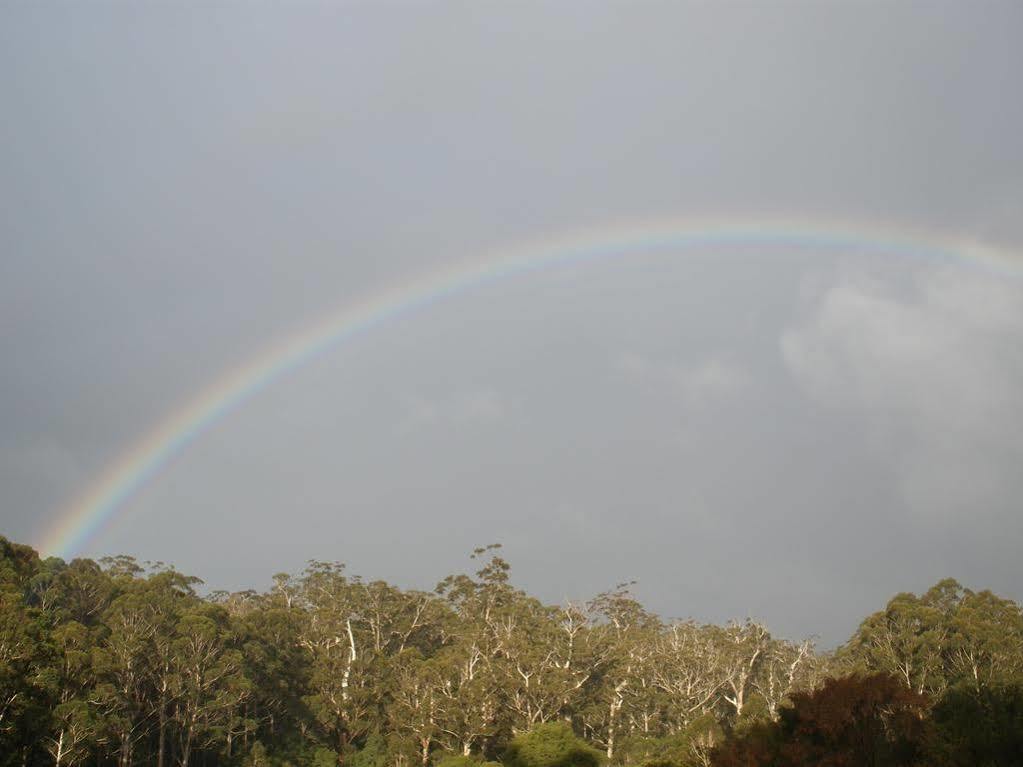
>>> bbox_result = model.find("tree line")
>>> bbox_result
[1,537,1021,767]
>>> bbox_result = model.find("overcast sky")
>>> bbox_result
[2,1,1022,646]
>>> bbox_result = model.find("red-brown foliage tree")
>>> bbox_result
[710,673,930,767]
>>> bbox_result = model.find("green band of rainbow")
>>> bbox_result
[39,216,1019,559]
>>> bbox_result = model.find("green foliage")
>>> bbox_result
[350,734,390,767]
[503,723,603,767]
[617,713,728,767]
[618,735,690,767]
[246,741,270,766]
[311,747,341,767]
[620,714,726,767]
[244,736,339,767]
[927,684,1023,766]
[434,754,486,767]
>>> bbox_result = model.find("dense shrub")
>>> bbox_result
[503,724,603,767]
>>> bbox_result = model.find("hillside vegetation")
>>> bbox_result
[1,538,1020,767]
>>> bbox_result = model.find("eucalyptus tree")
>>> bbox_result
[842,579,981,696]
[167,603,250,767]
[357,581,442,657]
[144,571,203,767]
[432,546,517,756]
[235,588,311,750]
[584,583,660,760]
[502,601,595,733]
[0,543,49,766]
[650,621,723,731]
[38,621,99,767]
[707,620,771,722]
[751,637,815,719]
[60,559,117,626]
[354,579,450,749]
[944,588,1023,691]
[25,557,68,614]
[429,633,503,757]
[298,561,375,756]
[92,584,159,767]
[389,650,444,767]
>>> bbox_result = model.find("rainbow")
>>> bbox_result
[38,216,1020,559]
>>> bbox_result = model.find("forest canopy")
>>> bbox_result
[1,537,1021,767]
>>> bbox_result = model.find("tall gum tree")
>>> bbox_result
[585,583,660,760]
[168,604,249,767]
[298,562,371,759]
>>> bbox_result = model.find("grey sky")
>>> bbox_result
[2,1,1022,646]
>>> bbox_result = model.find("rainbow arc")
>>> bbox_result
[40,216,1019,559]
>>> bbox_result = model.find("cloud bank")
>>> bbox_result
[782,265,1023,518]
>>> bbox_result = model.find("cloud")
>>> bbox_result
[397,388,507,432]
[616,353,749,407]
[681,357,750,404]
[781,265,1023,517]
[457,389,505,423]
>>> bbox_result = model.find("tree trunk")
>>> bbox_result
[181,723,193,767]
[157,704,167,767]
[54,729,65,767]
[606,697,620,760]
[342,619,357,703]
[119,731,132,767]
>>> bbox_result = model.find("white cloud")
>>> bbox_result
[781,264,1023,516]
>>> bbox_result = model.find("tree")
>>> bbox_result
[92,585,157,767]
[389,649,445,767]
[38,621,99,766]
[142,571,201,767]
[584,583,659,760]
[299,561,374,759]
[927,683,1023,767]
[707,620,771,722]
[432,546,517,757]
[2,534,1022,767]
[503,723,602,767]
[167,604,250,767]
[944,590,1023,691]
[753,637,816,720]
[236,587,311,759]
[710,673,930,767]
[842,579,1023,697]
[0,573,48,765]
[842,584,952,695]
[651,621,722,730]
